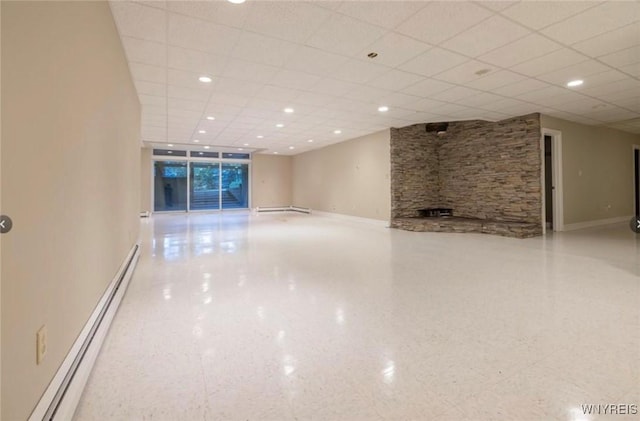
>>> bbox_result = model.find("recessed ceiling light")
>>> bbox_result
[198,130,206,134]
[198,76,212,83]
[257,135,264,139]
[238,148,243,151]
[289,146,295,150]
[378,106,389,112]
[193,139,200,143]
[273,151,279,154]
[284,107,294,113]
[244,143,249,146]
[567,79,584,87]
[276,123,284,128]
[227,0,245,3]
[168,144,174,147]
[206,116,215,120]
[334,130,342,134]
[308,139,314,143]
[204,146,210,149]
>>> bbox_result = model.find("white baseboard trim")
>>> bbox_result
[563,215,632,231]
[312,210,389,228]
[28,243,141,421]
[255,206,311,214]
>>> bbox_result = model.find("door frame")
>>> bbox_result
[540,128,564,233]
[151,158,189,213]
[633,144,640,216]
[151,157,252,213]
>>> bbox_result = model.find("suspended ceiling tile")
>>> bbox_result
[541,2,640,45]
[221,59,280,84]
[572,22,640,58]
[395,1,493,45]
[211,77,263,97]
[441,15,530,58]
[231,31,300,68]
[536,60,612,86]
[356,32,432,68]
[168,13,241,56]
[305,78,361,97]
[432,86,484,103]
[270,70,322,91]
[368,69,424,92]
[599,45,640,69]
[398,48,468,77]
[167,98,206,112]
[492,78,552,97]
[306,13,387,57]
[465,70,526,92]
[330,59,389,85]
[433,59,498,85]
[337,1,427,29]
[401,78,455,98]
[478,33,563,69]
[500,1,600,31]
[284,46,351,77]
[243,1,332,43]
[166,1,249,29]
[509,48,590,77]
[167,85,210,102]
[167,47,227,76]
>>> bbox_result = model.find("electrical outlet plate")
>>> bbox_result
[36,325,47,364]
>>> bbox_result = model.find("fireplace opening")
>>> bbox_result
[418,208,453,218]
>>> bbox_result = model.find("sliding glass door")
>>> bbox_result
[152,152,250,212]
[154,161,188,212]
[221,163,249,209]
[190,162,220,211]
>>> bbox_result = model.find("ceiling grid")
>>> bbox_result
[110,0,640,155]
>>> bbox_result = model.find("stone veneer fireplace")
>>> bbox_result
[390,113,543,238]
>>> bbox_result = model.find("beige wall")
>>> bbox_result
[541,115,640,225]
[251,154,292,207]
[0,3,3,416]
[1,2,141,419]
[292,129,391,221]
[141,147,152,213]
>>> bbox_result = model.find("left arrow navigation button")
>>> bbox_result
[0,215,13,234]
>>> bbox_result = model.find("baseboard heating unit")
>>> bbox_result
[256,206,311,214]
[28,244,141,421]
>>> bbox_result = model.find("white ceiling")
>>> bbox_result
[110,0,640,155]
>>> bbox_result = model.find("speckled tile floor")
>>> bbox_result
[75,212,640,421]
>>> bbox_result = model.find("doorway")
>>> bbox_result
[154,160,188,212]
[541,129,563,232]
[190,162,220,211]
[634,146,640,216]
[153,157,250,213]
[544,135,553,230]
